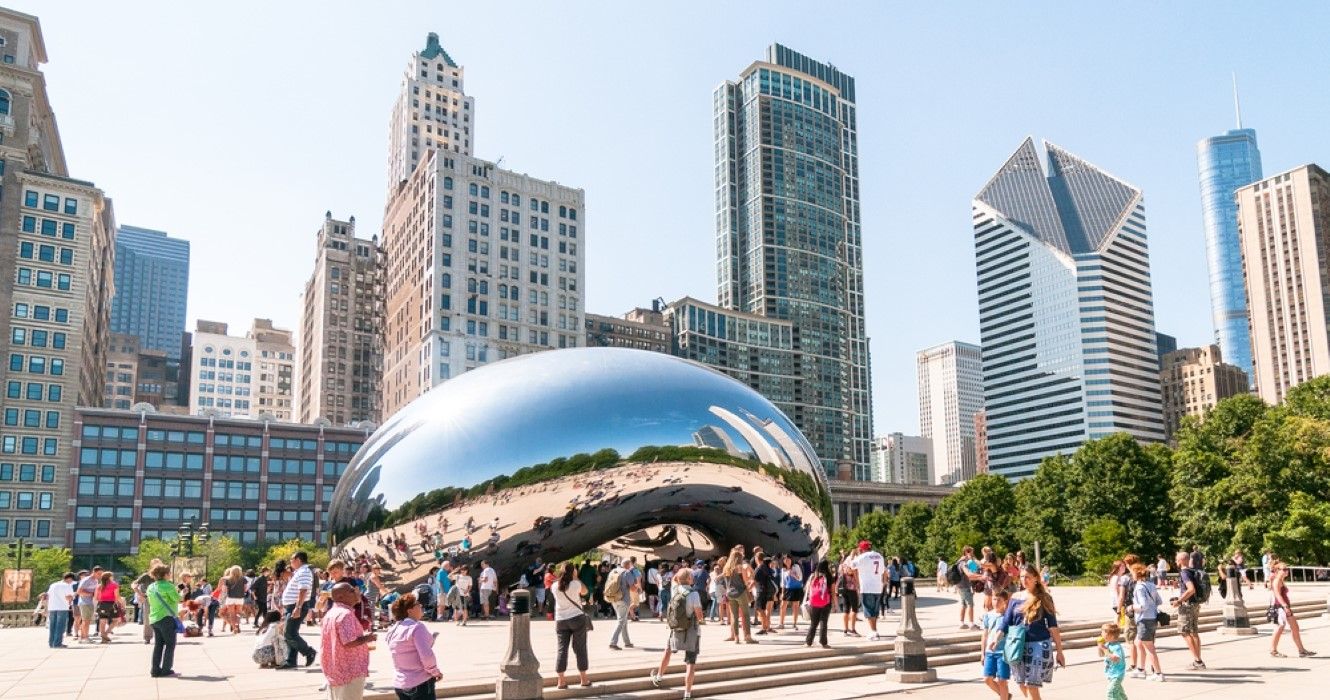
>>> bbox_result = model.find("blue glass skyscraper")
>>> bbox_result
[110,225,190,360]
[1196,127,1261,377]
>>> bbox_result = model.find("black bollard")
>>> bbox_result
[496,589,543,699]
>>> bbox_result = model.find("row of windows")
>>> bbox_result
[0,491,53,510]
[16,241,75,264]
[211,480,260,501]
[0,435,58,456]
[0,519,51,538]
[78,425,361,454]
[14,268,72,291]
[22,190,78,215]
[10,327,68,349]
[7,353,65,376]
[2,409,60,430]
[0,463,56,482]
[12,304,70,323]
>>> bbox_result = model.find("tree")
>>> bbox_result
[260,539,329,572]
[1171,393,1268,559]
[1264,492,1330,566]
[1081,518,1128,576]
[201,535,245,582]
[923,474,1017,560]
[0,546,72,595]
[1063,434,1175,566]
[885,501,932,564]
[120,538,175,578]
[1014,454,1079,574]
[853,511,894,551]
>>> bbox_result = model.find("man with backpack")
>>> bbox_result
[605,559,633,651]
[650,568,704,700]
[1171,551,1207,670]
[948,546,982,629]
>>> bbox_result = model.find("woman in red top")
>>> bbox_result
[1269,562,1315,658]
[94,571,119,644]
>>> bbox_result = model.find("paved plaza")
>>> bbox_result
[0,584,1323,699]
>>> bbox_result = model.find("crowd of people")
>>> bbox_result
[30,536,1324,700]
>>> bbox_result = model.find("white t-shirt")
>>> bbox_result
[854,552,886,595]
[479,567,497,591]
[453,573,473,596]
[552,580,585,621]
[46,581,73,612]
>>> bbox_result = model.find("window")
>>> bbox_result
[42,194,59,211]
[64,198,77,215]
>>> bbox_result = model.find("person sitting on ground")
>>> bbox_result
[253,611,290,668]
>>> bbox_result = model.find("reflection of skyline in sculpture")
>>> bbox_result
[327,348,830,584]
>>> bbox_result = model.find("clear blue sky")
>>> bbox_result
[21,1,1330,436]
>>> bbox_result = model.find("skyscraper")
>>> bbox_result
[0,8,118,545]
[109,225,189,360]
[916,341,984,485]
[1159,344,1248,439]
[1197,126,1262,377]
[868,433,932,485]
[973,138,1164,479]
[715,44,871,478]
[386,32,474,192]
[297,212,383,425]
[1236,164,1330,404]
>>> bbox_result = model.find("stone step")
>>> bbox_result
[427,601,1321,700]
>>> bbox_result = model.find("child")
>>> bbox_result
[980,587,1011,699]
[252,611,290,668]
[1098,622,1128,700]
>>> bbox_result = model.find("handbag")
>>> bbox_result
[1156,611,1171,626]
[150,585,186,634]
[1003,622,1027,665]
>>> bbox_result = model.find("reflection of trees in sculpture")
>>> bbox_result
[340,445,831,540]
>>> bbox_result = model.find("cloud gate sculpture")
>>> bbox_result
[327,347,830,586]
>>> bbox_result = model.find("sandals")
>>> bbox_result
[1271,651,1287,658]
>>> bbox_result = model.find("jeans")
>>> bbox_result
[610,600,632,647]
[804,604,830,646]
[283,602,315,666]
[48,610,68,647]
[150,618,177,676]
[728,597,752,639]
[395,678,437,700]
[555,616,588,673]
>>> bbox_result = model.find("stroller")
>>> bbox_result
[413,582,437,621]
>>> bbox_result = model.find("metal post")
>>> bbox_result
[885,577,936,683]
[496,589,543,699]
[1220,565,1255,636]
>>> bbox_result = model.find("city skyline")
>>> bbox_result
[18,2,1330,437]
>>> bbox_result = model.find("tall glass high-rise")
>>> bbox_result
[1196,128,1261,378]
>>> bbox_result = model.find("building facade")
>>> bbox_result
[0,9,117,545]
[109,224,188,360]
[1197,128,1262,378]
[188,319,295,420]
[251,319,296,421]
[1160,344,1249,439]
[916,341,984,485]
[828,479,954,530]
[585,304,670,354]
[68,406,369,562]
[386,32,474,192]
[974,409,988,474]
[715,44,872,478]
[1237,164,1330,404]
[298,213,383,425]
[868,433,932,485]
[973,138,1164,479]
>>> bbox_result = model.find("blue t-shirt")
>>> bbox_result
[1179,568,1201,603]
[436,569,453,594]
[981,610,1004,641]
[1103,640,1126,679]
[998,596,1058,643]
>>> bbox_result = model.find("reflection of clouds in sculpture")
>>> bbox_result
[327,348,829,582]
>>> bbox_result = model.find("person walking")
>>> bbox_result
[720,547,756,644]
[386,592,443,700]
[1269,562,1316,658]
[552,562,592,689]
[651,568,704,700]
[1097,622,1128,700]
[94,570,120,644]
[852,540,888,641]
[1171,551,1206,670]
[45,572,75,649]
[803,561,833,648]
[980,587,1012,700]
[937,556,950,592]
[320,583,377,700]
[222,566,247,633]
[604,559,633,651]
[145,564,180,678]
[1129,563,1164,681]
[282,551,318,668]
[994,565,1065,700]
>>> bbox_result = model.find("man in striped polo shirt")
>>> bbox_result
[282,551,318,668]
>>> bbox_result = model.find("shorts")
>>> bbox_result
[96,601,119,620]
[1178,602,1200,635]
[77,603,94,619]
[683,650,698,664]
[1012,638,1056,688]
[1274,606,1290,629]
[784,586,804,603]
[839,590,860,613]
[1124,616,1137,642]
[861,593,882,618]
[485,589,499,610]
[983,650,1012,680]
[755,589,771,609]
[959,585,975,608]
[1137,618,1158,642]
[225,598,246,607]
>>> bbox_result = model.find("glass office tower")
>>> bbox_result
[110,225,190,360]
[1196,128,1261,378]
[715,44,872,478]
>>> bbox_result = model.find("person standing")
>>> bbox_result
[222,566,247,633]
[692,560,710,625]
[387,593,443,700]
[145,564,180,678]
[605,559,633,651]
[852,541,888,641]
[282,551,318,668]
[720,547,755,644]
[752,554,775,634]
[650,568,703,700]
[838,551,861,637]
[778,554,802,630]
[1128,563,1164,681]
[937,556,950,592]
[451,566,473,626]
[320,583,377,700]
[957,546,981,629]
[1261,550,1274,589]
[75,566,100,643]
[994,565,1065,700]
[250,567,270,627]
[803,561,833,649]
[645,562,662,619]
[1269,562,1316,658]
[1171,551,1206,670]
[45,572,75,648]
[479,560,499,619]
[529,557,548,615]
[622,557,642,622]
[133,562,161,645]
[552,562,592,689]
[94,571,119,644]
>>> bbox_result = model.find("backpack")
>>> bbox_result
[1120,577,1136,611]
[666,587,693,631]
[603,569,624,602]
[808,575,831,607]
[725,573,745,600]
[1188,569,1211,604]
[945,562,964,586]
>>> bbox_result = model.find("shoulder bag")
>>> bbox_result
[558,585,592,631]
[1003,621,1027,665]
[150,585,185,634]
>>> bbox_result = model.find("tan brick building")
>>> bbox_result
[1159,344,1249,439]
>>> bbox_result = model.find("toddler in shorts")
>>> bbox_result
[981,587,1012,699]
[1098,622,1128,700]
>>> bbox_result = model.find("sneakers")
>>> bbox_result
[1188,660,1207,670]
[608,644,621,651]
[649,671,662,688]
[1148,674,1164,682]
[869,633,881,641]
[1129,670,1146,679]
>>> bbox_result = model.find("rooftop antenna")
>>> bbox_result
[1232,72,1243,130]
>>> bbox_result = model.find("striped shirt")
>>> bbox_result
[282,564,313,606]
